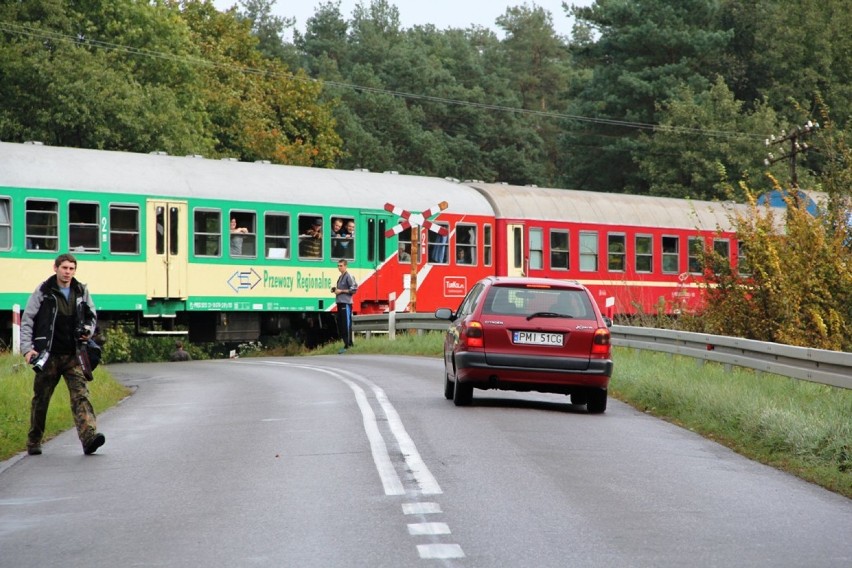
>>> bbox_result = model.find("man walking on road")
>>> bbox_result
[20,253,105,456]
[332,259,358,353]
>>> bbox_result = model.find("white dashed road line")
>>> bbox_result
[253,361,465,561]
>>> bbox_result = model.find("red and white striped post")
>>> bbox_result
[388,292,397,341]
[605,297,615,320]
[12,303,21,355]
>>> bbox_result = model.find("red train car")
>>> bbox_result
[467,183,746,316]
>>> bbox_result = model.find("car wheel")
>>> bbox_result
[453,380,473,407]
[444,365,455,400]
[587,388,607,414]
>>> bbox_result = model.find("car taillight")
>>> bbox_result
[591,328,611,356]
[464,321,484,348]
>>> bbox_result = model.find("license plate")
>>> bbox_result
[513,331,563,346]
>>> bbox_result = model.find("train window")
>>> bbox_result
[155,206,165,254]
[230,211,256,257]
[194,209,221,257]
[265,212,290,260]
[109,205,139,254]
[377,218,386,261]
[713,239,731,274]
[662,236,680,274]
[608,233,626,272]
[550,230,569,270]
[512,227,522,270]
[456,224,477,265]
[688,237,704,273]
[68,201,100,253]
[483,224,492,266]
[0,198,10,251]
[738,240,751,276]
[298,215,323,259]
[25,199,58,252]
[169,206,180,256]
[579,231,598,272]
[398,227,413,262]
[428,223,449,264]
[635,235,653,273]
[331,216,354,260]
[529,228,543,270]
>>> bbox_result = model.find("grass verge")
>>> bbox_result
[0,354,131,461]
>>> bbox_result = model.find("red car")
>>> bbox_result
[435,277,613,412]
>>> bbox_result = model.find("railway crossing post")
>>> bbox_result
[384,201,449,312]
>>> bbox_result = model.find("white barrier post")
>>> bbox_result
[388,292,396,341]
[12,303,21,355]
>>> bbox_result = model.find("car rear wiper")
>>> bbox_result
[526,312,573,321]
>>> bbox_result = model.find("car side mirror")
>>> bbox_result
[434,308,455,320]
[602,316,613,328]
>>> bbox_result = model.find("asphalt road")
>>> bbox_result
[1,355,850,567]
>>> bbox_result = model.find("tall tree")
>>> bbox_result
[563,0,733,193]
[638,77,781,200]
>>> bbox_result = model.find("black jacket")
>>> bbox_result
[20,276,97,355]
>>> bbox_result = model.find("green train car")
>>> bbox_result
[0,141,494,344]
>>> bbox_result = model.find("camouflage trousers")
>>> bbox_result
[28,353,98,450]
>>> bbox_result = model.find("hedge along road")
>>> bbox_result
[0,355,850,568]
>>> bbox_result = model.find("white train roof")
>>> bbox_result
[470,182,744,232]
[0,142,492,216]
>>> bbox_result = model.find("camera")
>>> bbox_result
[331,286,336,293]
[31,350,50,372]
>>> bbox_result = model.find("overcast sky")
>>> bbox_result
[213,1,595,39]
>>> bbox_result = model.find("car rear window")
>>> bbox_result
[483,286,595,319]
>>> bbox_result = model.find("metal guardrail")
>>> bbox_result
[352,314,852,390]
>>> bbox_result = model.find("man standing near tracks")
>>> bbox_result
[20,253,105,456]
[332,259,358,354]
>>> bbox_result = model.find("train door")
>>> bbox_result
[146,200,188,299]
[507,223,525,277]
[360,214,388,300]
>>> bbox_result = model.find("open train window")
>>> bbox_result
[331,216,354,260]
[297,215,323,260]
[635,235,653,273]
[194,209,221,257]
[607,233,626,272]
[662,236,680,274]
[0,198,10,251]
[265,212,290,260]
[25,199,58,252]
[68,201,100,253]
[688,237,704,274]
[550,229,569,270]
[230,211,256,258]
[428,223,449,264]
[529,228,543,270]
[110,205,140,254]
[579,231,598,272]
[456,224,477,266]
[398,227,412,262]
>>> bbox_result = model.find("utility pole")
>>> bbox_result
[764,120,819,190]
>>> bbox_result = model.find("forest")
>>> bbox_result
[1,0,850,348]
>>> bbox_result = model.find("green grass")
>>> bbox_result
[4,335,849,500]
[611,348,852,498]
[0,354,130,461]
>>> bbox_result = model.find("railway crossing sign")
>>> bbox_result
[383,201,449,238]
[384,201,449,313]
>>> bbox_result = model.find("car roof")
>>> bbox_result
[483,276,588,290]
